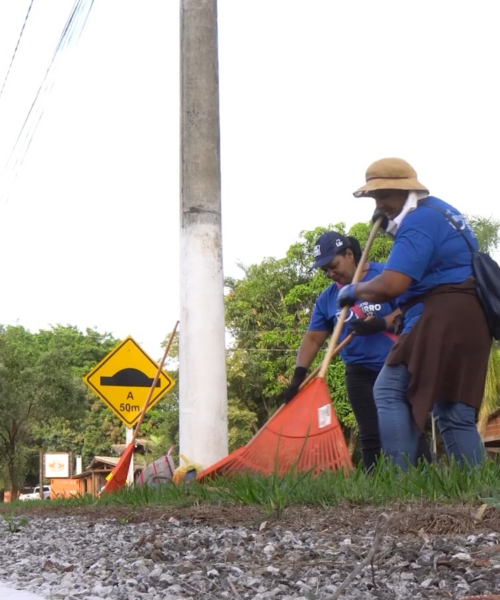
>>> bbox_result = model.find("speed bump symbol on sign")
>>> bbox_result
[83,336,175,427]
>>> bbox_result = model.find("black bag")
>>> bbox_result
[426,204,500,340]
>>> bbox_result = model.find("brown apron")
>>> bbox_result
[385,279,491,431]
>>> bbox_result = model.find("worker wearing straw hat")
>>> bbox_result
[283,230,432,471]
[337,158,490,469]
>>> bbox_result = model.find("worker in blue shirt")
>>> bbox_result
[338,158,490,469]
[283,230,431,471]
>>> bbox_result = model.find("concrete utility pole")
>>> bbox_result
[179,0,228,467]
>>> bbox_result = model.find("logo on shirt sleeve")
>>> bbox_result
[445,209,473,233]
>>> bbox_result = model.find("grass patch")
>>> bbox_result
[3,458,500,518]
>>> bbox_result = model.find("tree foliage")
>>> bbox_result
[466,215,500,254]
[0,325,125,494]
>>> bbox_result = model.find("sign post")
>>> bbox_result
[39,450,44,500]
[125,427,134,485]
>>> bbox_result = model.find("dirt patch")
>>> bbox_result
[4,501,500,536]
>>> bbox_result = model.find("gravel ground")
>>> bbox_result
[2,504,500,600]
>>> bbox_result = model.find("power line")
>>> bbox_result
[0,0,35,103]
[226,349,299,353]
[0,0,95,202]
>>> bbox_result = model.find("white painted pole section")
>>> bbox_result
[179,0,228,467]
[125,427,134,485]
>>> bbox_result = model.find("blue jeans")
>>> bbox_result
[373,364,485,469]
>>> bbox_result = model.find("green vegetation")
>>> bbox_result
[4,459,500,519]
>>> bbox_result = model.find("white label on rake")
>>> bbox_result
[318,404,332,429]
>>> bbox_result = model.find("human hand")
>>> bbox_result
[337,284,357,309]
[283,367,307,404]
[348,317,387,336]
[372,209,389,231]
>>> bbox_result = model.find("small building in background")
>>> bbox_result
[73,456,119,497]
[482,408,500,457]
[73,455,145,497]
[50,477,80,499]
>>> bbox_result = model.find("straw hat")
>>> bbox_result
[353,158,429,198]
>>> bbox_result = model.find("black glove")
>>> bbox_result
[337,284,357,309]
[348,317,387,336]
[372,209,389,231]
[283,366,307,404]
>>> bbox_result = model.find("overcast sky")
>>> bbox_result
[0,0,499,361]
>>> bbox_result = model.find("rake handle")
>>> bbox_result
[318,217,382,379]
[299,316,375,389]
[131,320,179,446]
[251,331,358,445]
[298,333,354,390]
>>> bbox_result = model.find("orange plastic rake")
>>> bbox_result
[223,377,352,476]
[196,334,354,482]
[197,218,383,481]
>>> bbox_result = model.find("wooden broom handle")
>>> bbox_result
[318,218,383,379]
[131,320,179,445]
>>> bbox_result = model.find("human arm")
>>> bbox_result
[340,271,412,304]
[283,330,329,403]
[296,330,330,368]
[338,226,436,306]
[283,290,334,403]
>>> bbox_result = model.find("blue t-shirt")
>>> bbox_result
[308,263,397,370]
[385,196,477,333]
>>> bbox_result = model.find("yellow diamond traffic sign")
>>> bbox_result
[83,336,175,427]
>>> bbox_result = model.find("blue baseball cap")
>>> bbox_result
[311,232,351,268]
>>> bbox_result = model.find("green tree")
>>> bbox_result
[478,348,500,436]
[467,215,500,433]
[467,215,500,255]
[0,325,122,495]
[0,326,88,497]
[32,326,121,466]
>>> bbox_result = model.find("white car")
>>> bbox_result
[19,485,51,501]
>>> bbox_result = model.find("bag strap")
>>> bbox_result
[421,201,476,254]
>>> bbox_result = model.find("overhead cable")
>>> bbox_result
[1,0,95,203]
[0,0,35,103]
